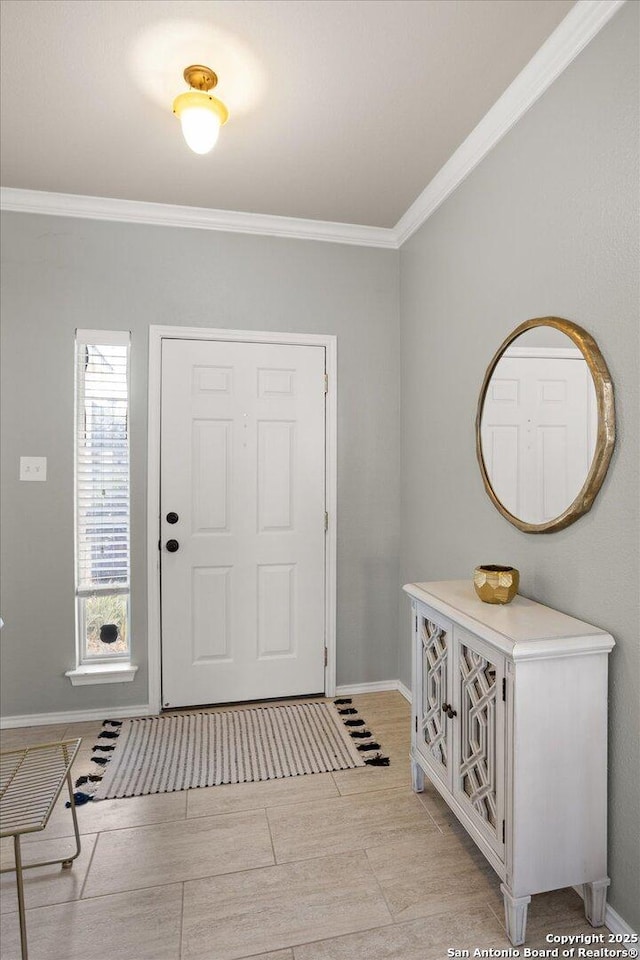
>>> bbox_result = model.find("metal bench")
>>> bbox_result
[0,739,82,960]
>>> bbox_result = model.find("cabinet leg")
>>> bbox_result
[583,878,610,927]
[501,883,531,946]
[411,758,425,793]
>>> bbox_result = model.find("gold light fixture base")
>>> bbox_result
[183,65,218,92]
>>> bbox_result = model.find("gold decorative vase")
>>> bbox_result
[473,565,519,605]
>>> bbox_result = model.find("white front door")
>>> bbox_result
[160,338,327,708]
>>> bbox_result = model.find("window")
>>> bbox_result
[75,330,130,665]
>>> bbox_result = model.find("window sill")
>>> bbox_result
[65,663,138,686]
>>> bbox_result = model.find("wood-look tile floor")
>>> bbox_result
[0,692,606,960]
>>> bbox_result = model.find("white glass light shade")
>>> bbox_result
[172,91,229,155]
[180,106,220,154]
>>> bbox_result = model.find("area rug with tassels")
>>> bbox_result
[73,699,388,803]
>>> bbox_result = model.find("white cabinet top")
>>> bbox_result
[403,580,614,661]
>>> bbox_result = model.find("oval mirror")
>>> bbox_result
[476,317,615,533]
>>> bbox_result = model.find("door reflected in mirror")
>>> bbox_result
[480,328,597,525]
[476,318,615,533]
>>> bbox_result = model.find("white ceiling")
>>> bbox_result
[0,0,575,228]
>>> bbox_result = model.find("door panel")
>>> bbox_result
[191,566,231,661]
[192,419,231,531]
[416,604,453,789]
[257,563,295,657]
[160,339,326,708]
[453,626,505,860]
[257,420,294,529]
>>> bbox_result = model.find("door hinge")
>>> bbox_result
[324,511,329,531]
[158,539,162,551]
[502,820,506,843]
[415,716,418,733]
[324,373,328,394]
[324,646,328,667]
[502,677,506,702]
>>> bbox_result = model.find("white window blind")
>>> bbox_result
[75,331,130,596]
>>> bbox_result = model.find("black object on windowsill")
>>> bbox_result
[100,624,119,644]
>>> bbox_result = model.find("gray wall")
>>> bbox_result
[0,219,400,714]
[399,2,639,929]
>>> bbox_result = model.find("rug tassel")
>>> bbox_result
[92,744,115,752]
[92,756,110,766]
[364,755,390,767]
[338,707,358,715]
[74,775,102,788]
[349,730,372,739]
[334,698,352,705]
[97,730,119,740]
[103,720,123,727]
[344,719,365,727]
[357,742,381,752]
[66,791,94,807]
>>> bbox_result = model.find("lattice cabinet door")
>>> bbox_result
[452,626,506,860]
[415,605,453,788]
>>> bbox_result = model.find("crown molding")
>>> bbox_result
[394,0,627,246]
[0,0,624,250]
[0,186,398,250]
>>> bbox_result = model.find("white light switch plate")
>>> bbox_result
[20,456,47,481]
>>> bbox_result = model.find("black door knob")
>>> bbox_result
[166,539,179,552]
[166,512,179,524]
[446,707,457,719]
[442,703,450,713]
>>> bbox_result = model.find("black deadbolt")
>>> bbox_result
[166,539,180,552]
[166,512,179,524]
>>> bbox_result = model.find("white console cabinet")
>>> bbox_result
[404,580,614,945]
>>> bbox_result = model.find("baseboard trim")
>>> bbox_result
[3,682,407,726]
[607,905,637,937]
[335,680,400,696]
[573,887,638,937]
[2,683,407,726]
[604,903,638,937]
[0,703,155,729]
[335,679,412,699]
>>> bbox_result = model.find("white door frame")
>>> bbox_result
[147,325,337,714]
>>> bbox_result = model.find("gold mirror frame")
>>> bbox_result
[476,317,615,533]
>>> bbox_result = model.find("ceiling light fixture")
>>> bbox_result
[172,65,229,155]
